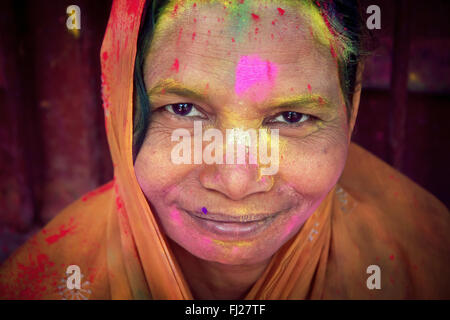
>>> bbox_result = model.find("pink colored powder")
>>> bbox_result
[171,58,180,73]
[126,0,140,15]
[82,180,114,202]
[172,4,179,16]
[200,236,212,247]
[330,45,337,59]
[176,27,183,46]
[45,219,77,245]
[170,209,182,225]
[234,55,278,102]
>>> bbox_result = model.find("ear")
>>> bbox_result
[348,61,364,141]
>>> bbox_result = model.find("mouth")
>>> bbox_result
[185,210,276,222]
[181,208,282,240]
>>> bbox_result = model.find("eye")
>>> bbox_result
[164,103,204,118]
[272,111,310,124]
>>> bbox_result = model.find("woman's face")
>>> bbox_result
[135,1,351,265]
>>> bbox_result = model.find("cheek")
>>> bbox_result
[282,213,305,240]
[134,133,192,199]
[280,137,348,197]
[276,138,347,239]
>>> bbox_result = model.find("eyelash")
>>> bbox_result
[162,103,314,126]
[163,103,206,119]
[266,112,312,127]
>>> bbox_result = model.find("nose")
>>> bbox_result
[199,164,274,201]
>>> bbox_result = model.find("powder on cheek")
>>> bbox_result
[169,208,182,225]
[282,214,303,239]
[234,54,278,102]
[199,236,212,247]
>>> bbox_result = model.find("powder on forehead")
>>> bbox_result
[234,54,279,102]
[151,0,355,62]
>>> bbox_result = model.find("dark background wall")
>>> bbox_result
[0,0,449,263]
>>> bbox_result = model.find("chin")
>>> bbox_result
[169,228,282,266]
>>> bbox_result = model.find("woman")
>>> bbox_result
[0,0,449,299]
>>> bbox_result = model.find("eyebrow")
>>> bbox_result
[147,79,332,111]
[147,79,206,102]
[267,94,332,112]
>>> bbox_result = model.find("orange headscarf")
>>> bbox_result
[1,0,449,300]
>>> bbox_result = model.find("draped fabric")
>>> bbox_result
[0,0,449,300]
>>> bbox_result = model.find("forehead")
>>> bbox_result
[144,0,339,100]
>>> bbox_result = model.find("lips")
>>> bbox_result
[181,208,281,240]
[185,210,275,223]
